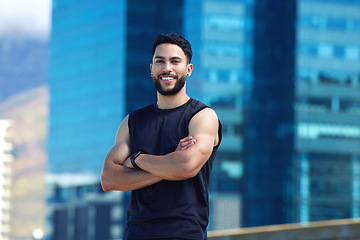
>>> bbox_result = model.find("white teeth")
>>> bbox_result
[162,77,174,80]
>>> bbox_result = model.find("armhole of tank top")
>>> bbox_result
[215,120,222,148]
[128,112,133,131]
[188,106,209,126]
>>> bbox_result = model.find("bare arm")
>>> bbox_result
[123,108,220,181]
[100,116,197,191]
[100,115,162,191]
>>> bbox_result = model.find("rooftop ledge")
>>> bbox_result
[115,218,360,240]
[208,218,360,240]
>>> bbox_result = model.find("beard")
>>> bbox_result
[153,74,186,96]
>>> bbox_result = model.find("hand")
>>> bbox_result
[175,136,196,151]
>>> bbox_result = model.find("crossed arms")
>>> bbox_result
[100,108,219,192]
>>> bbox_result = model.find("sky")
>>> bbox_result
[0,0,52,40]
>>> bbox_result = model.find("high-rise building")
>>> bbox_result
[48,0,128,174]
[47,1,128,239]
[125,0,184,113]
[46,173,124,240]
[47,0,360,237]
[0,119,13,240]
[48,0,185,174]
[242,0,297,227]
[47,0,184,239]
[184,0,254,229]
[242,0,360,227]
[295,0,360,223]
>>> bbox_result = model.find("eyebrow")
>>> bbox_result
[154,56,183,61]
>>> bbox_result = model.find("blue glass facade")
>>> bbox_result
[125,0,184,112]
[47,0,185,238]
[242,0,297,227]
[184,0,254,229]
[242,0,360,227]
[48,0,127,173]
[47,0,360,237]
[295,0,360,223]
[47,1,128,239]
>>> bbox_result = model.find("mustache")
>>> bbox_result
[158,73,177,77]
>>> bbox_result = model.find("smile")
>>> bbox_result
[160,76,176,82]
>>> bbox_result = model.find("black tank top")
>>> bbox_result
[123,98,221,240]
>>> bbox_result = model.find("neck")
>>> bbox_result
[156,89,190,110]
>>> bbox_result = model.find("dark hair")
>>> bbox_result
[151,33,193,63]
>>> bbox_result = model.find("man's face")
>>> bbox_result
[150,43,193,96]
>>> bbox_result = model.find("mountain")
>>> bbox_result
[0,37,48,101]
[0,85,48,238]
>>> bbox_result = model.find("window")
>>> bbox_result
[327,18,347,31]
[209,70,218,83]
[298,122,360,139]
[345,46,360,60]
[318,44,333,58]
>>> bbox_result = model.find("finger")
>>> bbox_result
[181,139,196,147]
[180,140,196,150]
[179,136,193,143]
[176,136,196,151]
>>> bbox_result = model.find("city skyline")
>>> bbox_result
[1,0,359,239]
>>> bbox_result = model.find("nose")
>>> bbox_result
[162,61,172,72]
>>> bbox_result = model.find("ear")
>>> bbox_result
[150,63,153,71]
[186,63,193,77]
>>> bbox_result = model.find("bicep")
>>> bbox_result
[186,108,219,168]
[106,115,131,165]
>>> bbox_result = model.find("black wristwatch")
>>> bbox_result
[130,151,142,170]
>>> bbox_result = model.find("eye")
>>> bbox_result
[172,60,180,64]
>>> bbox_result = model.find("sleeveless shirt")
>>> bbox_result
[123,98,221,240]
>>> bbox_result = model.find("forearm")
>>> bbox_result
[124,134,214,181]
[125,151,196,181]
[101,163,162,191]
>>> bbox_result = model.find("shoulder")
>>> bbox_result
[115,114,130,144]
[188,98,219,128]
[188,99,217,120]
[188,100,221,147]
[192,107,219,124]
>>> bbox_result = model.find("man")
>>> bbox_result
[101,33,221,240]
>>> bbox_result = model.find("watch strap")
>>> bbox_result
[130,151,142,170]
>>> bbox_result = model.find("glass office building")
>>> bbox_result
[47,1,128,239]
[243,0,360,227]
[47,0,185,239]
[242,0,297,227]
[125,0,184,112]
[47,0,360,237]
[48,0,185,174]
[48,0,127,174]
[295,0,360,223]
[184,0,254,229]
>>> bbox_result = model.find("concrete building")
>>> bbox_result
[46,173,124,240]
[0,120,13,240]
